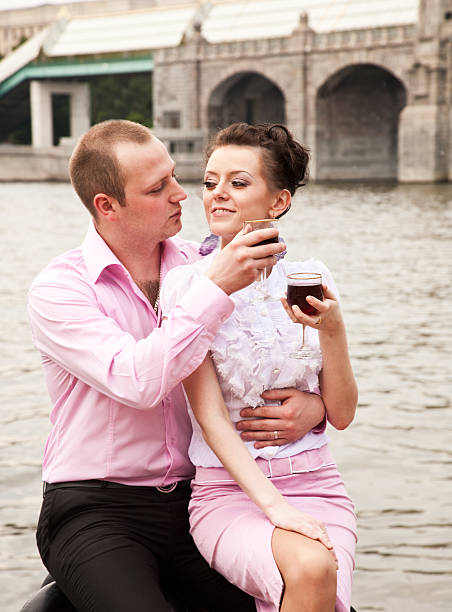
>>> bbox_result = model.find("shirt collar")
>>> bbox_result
[82,220,192,284]
[82,220,125,283]
[160,235,194,278]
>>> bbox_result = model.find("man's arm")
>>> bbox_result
[28,226,285,412]
[27,271,234,410]
[236,389,326,448]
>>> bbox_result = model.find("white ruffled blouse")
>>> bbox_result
[161,254,337,467]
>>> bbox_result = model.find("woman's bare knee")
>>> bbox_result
[272,529,337,611]
[272,528,337,591]
[287,545,336,591]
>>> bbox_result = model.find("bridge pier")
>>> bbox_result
[398,104,450,182]
[30,80,90,148]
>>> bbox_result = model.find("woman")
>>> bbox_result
[160,123,358,612]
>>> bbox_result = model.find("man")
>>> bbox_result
[27,120,325,612]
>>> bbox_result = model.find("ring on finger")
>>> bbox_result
[273,430,278,440]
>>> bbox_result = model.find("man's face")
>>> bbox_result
[113,137,187,247]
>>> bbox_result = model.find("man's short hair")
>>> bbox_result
[69,119,152,215]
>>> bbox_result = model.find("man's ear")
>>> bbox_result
[270,189,291,218]
[93,193,119,220]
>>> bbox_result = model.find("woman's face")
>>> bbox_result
[203,145,286,246]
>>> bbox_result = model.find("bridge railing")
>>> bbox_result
[154,23,417,64]
[311,24,416,51]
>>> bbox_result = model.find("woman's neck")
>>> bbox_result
[220,235,233,249]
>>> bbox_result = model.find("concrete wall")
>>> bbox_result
[0,146,204,183]
[0,145,204,183]
[0,145,71,181]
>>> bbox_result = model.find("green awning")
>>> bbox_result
[0,55,153,98]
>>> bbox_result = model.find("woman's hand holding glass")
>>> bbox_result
[281,272,323,359]
[281,279,345,367]
[282,282,342,335]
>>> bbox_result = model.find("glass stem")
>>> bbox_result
[302,324,306,348]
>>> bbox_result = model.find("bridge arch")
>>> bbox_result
[206,71,286,134]
[315,63,407,180]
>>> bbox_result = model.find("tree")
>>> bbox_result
[90,73,152,127]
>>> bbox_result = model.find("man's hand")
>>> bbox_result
[236,388,326,449]
[206,227,285,295]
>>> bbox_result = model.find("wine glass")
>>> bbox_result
[286,272,323,359]
[243,218,279,302]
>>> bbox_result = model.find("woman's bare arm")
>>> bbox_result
[183,354,336,557]
[281,284,358,429]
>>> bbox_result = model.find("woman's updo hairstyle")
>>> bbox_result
[206,123,310,211]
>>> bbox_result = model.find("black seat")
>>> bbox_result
[20,579,74,612]
[20,575,358,611]
[20,575,204,612]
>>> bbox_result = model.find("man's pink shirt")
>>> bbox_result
[27,222,234,486]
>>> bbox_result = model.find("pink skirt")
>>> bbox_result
[189,445,357,612]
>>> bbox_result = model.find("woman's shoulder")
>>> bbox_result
[165,251,215,281]
[161,251,217,312]
[279,258,332,276]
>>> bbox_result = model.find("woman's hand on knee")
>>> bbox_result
[267,501,338,567]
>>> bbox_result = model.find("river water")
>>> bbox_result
[0,180,451,611]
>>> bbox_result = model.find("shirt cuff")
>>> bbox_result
[312,414,327,434]
[181,273,234,334]
[307,389,327,434]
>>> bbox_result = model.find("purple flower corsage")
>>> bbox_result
[198,233,219,256]
[199,233,287,258]
[276,237,287,260]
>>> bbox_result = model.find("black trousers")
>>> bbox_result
[37,480,256,612]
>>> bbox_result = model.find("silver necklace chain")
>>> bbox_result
[153,286,160,314]
[153,266,162,314]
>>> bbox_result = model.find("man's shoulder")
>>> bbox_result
[30,246,86,290]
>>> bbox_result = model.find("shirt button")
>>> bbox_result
[272,368,280,375]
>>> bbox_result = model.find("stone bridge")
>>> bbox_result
[1,0,451,182]
[153,1,452,182]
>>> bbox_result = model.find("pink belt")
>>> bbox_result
[194,444,334,484]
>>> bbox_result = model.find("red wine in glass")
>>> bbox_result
[253,236,279,247]
[287,283,324,316]
[286,272,323,359]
